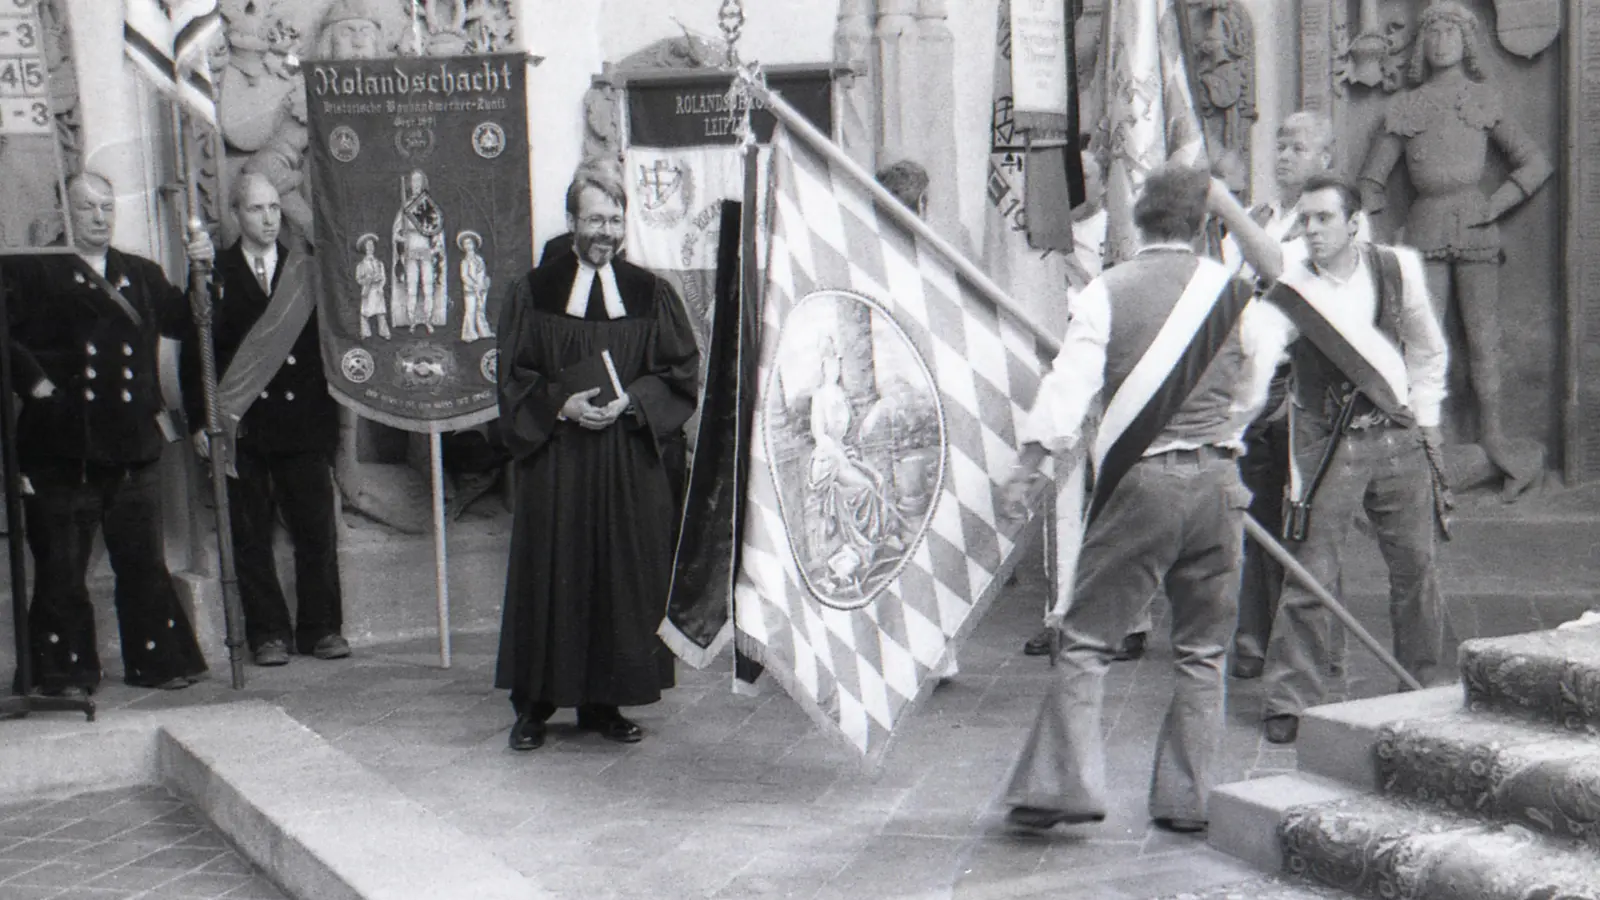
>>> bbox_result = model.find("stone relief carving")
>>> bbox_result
[581,34,726,166]
[1187,0,1255,195]
[213,0,516,242]
[1358,0,1553,501]
[1332,0,1414,95]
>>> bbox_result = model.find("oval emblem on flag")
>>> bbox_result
[329,126,360,163]
[762,289,946,610]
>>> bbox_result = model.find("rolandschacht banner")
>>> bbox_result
[304,53,531,432]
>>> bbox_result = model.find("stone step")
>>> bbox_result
[1374,708,1600,851]
[1458,623,1600,732]
[1294,686,1463,791]
[1279,794,1600,899]
[1208,773,1362,872]
[1148,880,1354,900]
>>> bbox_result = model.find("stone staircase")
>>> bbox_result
[1188,624,1600,899]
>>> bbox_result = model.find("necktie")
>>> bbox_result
[253,256,270,292]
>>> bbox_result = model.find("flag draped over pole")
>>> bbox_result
[122,0,221,126]
[982,0,1083,341]
[732,86,1058,761]
[1100,0,1207,265]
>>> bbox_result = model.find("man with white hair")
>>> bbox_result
[1223,111,1367,680]
[4,172,214,695]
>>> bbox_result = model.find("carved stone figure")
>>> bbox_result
[1188,0,1255,195]
[1358,1,1553,500]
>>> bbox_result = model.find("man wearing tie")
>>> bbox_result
[182,174,349,667]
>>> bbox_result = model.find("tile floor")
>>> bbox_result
[0,786,286,899]
[5,531,1580,899]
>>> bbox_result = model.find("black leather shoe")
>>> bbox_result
[1153,816,1207,833]
[509,714,545,751]
[1232,656,1265,679]
[1264,714,1299,744]
[1005,806,1105,830]
[1022,628,1057,657]
[578,711,643,743]
[1112,631,1147,661]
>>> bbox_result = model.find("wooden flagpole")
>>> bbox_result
[430,429,451,668]
[172,82,247,690]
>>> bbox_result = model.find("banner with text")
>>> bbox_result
[624,70,833,668]
[304,53,531,432]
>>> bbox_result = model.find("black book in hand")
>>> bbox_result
[558,349,625,407]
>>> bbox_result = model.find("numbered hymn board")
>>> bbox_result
[0,0,71,255]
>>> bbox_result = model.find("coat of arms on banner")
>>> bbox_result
[764,290,944,609]
[637,157,695,229]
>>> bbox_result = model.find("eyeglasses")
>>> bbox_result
[579,214,626,230]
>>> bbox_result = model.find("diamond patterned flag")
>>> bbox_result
[733,115,1056,761]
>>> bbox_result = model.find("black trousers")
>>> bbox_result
[20,459,207,692]
[228,448,343,652]
[1233,416,1288,663]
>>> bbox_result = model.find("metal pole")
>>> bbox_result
[1242,514,1423,691]
[430,430,451,668]
[174,100,247,690]
[0,269,32,697]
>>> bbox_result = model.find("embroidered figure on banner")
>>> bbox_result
[391,169,450,335]
[457,230,494,343]
[354,232,390,340]
[764,290,946,610]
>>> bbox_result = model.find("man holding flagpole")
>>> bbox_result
[999,164,1283,833]
[182,174,349,668]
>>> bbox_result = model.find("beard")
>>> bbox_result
[575,233,618,267]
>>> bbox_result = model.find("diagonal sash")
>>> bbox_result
[1264,253,1412,424]
[215,240,314,447]
[1087,257,1243,522]
[75,260,145,327]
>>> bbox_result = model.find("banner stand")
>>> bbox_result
[429,430,451,669]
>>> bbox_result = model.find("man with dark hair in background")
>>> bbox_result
[4,172,213,695]
[1227,173,1449,745]
[495,163,700,751]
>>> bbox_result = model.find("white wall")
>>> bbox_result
[517,0,838,247]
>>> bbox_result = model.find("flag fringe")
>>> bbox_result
[657,617,732,671]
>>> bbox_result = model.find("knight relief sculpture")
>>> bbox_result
[1357,1,1552,501]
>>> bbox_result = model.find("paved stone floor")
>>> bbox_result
[0,786,286,899]
[21,530,1568,900]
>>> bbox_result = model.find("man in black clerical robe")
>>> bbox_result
[495,164,699,751]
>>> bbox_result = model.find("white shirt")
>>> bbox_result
[245,245,279,287]
[77,252,107,277]
[565,262,625,319]
[1020,244,1264,456]
[1237,245,1449,428]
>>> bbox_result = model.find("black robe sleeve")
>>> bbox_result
[496,275,568,460]
[625,278,700,441]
